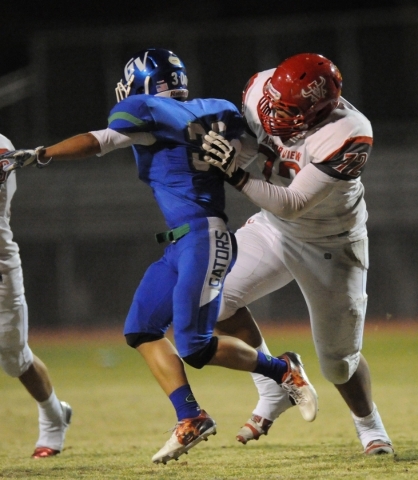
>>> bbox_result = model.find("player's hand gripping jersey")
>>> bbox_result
[238,69,372,241]
[97,95,243,229]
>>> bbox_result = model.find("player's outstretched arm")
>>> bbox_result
[1,133,101,172]
[0,147,51,172]
[37,133,101,163]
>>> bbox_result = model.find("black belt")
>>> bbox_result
[155,223,191,244]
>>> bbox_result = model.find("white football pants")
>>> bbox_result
[218,212,368,420]
[0,264,33,377]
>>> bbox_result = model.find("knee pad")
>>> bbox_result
[0,342,33,377]
[318,351,361,384]
[182,337,218,369]
[125,332,164,348]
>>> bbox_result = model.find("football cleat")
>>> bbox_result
[32,401,72,459]
[152,410,216,464]
[236,414,273,444]
[351,403,393,455]
[279,352,318,422]
[364,439,395,455]
[31,447,60,459]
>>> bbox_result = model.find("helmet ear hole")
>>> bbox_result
[332,78,341,89]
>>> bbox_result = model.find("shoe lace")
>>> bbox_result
[281,376,307,406]
[165,420,184,434]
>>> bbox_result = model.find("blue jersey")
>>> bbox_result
[108,95,244,229]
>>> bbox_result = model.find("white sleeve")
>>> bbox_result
[89,128,156,156]
[0,134,15,151]
[241,163,339,220]
[236,131,259,169]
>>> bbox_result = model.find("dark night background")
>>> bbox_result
[0,0,417,329]
[0,0,408,75]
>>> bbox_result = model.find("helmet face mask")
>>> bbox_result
[257,53,343,139]
[115,48,189,103]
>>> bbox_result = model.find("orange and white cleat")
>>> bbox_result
[152,409,216,464]
[279,352,318,422]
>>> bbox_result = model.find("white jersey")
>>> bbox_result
[238,69,372,241]
[0,134,20,270]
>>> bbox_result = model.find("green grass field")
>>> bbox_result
[0,322,417,479]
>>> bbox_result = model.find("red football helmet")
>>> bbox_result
[257,53,343,139]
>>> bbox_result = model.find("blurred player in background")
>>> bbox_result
[203,53,394,455]
[0,48,318,464]
[0,133,72,459]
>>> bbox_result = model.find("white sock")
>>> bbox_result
[36,390,65,450]
[251,339,294,421]
[38,390,62,422]
[351,403,392,448]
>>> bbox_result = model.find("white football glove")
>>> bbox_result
[0,147,51,172]
[202,131,237,177]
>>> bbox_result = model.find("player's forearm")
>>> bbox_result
[240,163,337,220]
[241,177,309,219]
[37,133,101,162]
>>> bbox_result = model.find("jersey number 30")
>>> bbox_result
[187,121,227,171]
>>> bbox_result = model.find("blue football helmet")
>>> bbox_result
[115,48,189,103]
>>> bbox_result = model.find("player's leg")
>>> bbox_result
[168,219,287,450]
[215,307,292,442]
[124,256,200,399]
[19,354,52,401]
[334,353,393,453]
[172,217,288,377]
[290,237,393,454]
[214,305,262,348]
[214,214,317,443]
[166,218,290,455]
[124,250,212,464]
[138,337,189,396]
[0,265,71,458]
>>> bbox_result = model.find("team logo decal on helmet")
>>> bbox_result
[301,77,327,103]
[168,56,182,67]
[115,48,189,103]
[124,53,150,81]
